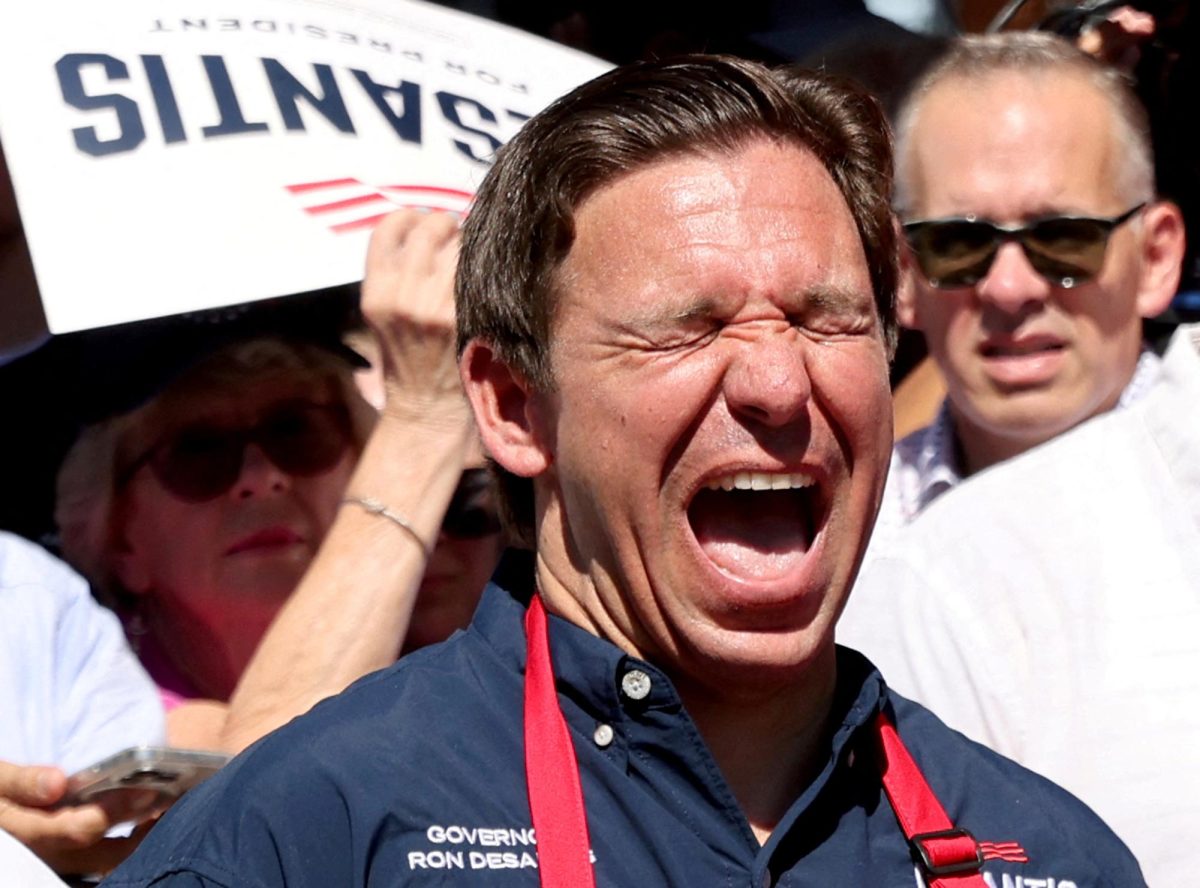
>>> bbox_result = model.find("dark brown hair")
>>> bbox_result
[457,54,898,546]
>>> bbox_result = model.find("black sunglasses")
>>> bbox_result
[441,468,502,539]
[119,400,353,503]
[902,203,1146,290]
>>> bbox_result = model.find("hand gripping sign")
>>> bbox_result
[0,0,610,355]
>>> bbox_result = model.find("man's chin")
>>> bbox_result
[967,396,1095,446]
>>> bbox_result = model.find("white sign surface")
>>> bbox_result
[0,0,610,334]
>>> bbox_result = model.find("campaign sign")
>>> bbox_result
[0,0,610,347]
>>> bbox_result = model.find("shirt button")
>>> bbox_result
[757,871,772,888]
[593,724,614,747]
[621,669,652,701]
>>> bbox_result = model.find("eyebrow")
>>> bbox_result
[669,298,722,324]
[624,297,721,332]
[804,285,874,315]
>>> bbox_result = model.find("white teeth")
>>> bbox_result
[704,471,814,492]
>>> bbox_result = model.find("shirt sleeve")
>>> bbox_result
[6,534,168,773]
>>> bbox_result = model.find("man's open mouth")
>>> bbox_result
[686,471,821,582]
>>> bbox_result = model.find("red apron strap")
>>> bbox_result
[523,595,596,888]
[875,711,987,887]
[523,596,984,888]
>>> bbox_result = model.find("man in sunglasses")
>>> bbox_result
[870,31,1184,540]
[839,31,1198,884]
[107,55,1143,888]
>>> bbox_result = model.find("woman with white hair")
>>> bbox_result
[1,210,503,879]
[55,336,375,718]
[54,209,505,749]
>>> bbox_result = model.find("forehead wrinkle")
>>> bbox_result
[638,235,866,326]
[625,155,829,255]
[662,222,841,303]
[562,143,869,334]
[665,202,833,258]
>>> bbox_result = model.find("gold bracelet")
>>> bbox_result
[341,496,432,558]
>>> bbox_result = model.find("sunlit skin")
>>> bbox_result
[113,374,357,701]
[899,71,1182,473]
[349,330,504,654]
[470,140,894,713]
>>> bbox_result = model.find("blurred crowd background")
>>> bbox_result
[2,1,1198,882]
[2,0,1197,546]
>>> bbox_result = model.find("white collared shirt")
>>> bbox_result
[873,346,1163,538]
[0,532,164,774]
[841,326,1200,886]
[0,828,69,887]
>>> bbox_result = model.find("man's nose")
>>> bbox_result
[722,327,811,428]
[233,442,290,499]
[974,240,1053,313]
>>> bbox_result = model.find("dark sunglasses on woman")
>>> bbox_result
[118,399,353,503]
[121,398,503,540]
[441,468,502,539]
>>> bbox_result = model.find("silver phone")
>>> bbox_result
[59,746,231,823]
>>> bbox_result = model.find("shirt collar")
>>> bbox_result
[1117,345,1163,408]
[469,559,889,751]
[889,402,961,523]
[894,346,1163,521]
[469,560,629,718]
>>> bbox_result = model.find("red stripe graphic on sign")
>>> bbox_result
[380,184,473,200]
[286,179,473,234]
[304,193,392,214]
[331,212,398,233]
[285,178,360,193]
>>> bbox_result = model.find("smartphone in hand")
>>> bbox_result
[58,746,231,825]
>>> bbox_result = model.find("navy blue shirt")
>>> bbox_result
[105,576,1143,887]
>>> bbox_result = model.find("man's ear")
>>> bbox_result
[895,222,921,331]
[1136,200,1186,318]
[460,339,552,479]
